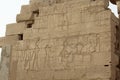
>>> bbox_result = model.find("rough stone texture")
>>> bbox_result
[0,0,120,80]
[16,5,34,22]
[0,45,11,80]
[0,35,19,47]
[6,22,26,36]
[115,1,120,80]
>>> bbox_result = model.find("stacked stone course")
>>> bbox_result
[0,0,120,80]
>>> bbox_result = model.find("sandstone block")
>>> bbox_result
[6,22,26,36]
[0,35,18,47]
[16,13,33,22]
[16,5,33,22]
[0,37,5,47]
[0,0,120,80]
[0,45,11,80]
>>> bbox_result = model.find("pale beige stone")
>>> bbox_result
[0,45,11,80]
[16,5,34,22]
[16,13,33,22]
[0,0,120,80]
[6,22,26,35]
[0,35,18,47]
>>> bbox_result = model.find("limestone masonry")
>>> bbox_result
[0,0,120,80]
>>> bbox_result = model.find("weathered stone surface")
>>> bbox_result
[16,13,33,22]
[16,5,33,22]
[0,35,18,47]
[0,45,11,80]
[6,22,26,35]
[0,0,120,80]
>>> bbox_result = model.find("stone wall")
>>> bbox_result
[0,45,11,80]
[115,1,120,80]
[0,0,120,80]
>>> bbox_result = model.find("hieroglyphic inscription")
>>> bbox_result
[12,33,101,71]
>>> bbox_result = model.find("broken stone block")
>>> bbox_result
[16,5,34,22]
[16,13,33,22]
[6,22,26,36]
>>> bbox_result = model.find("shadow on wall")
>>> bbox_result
[0,48,1,62]
[108,1,119,17]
